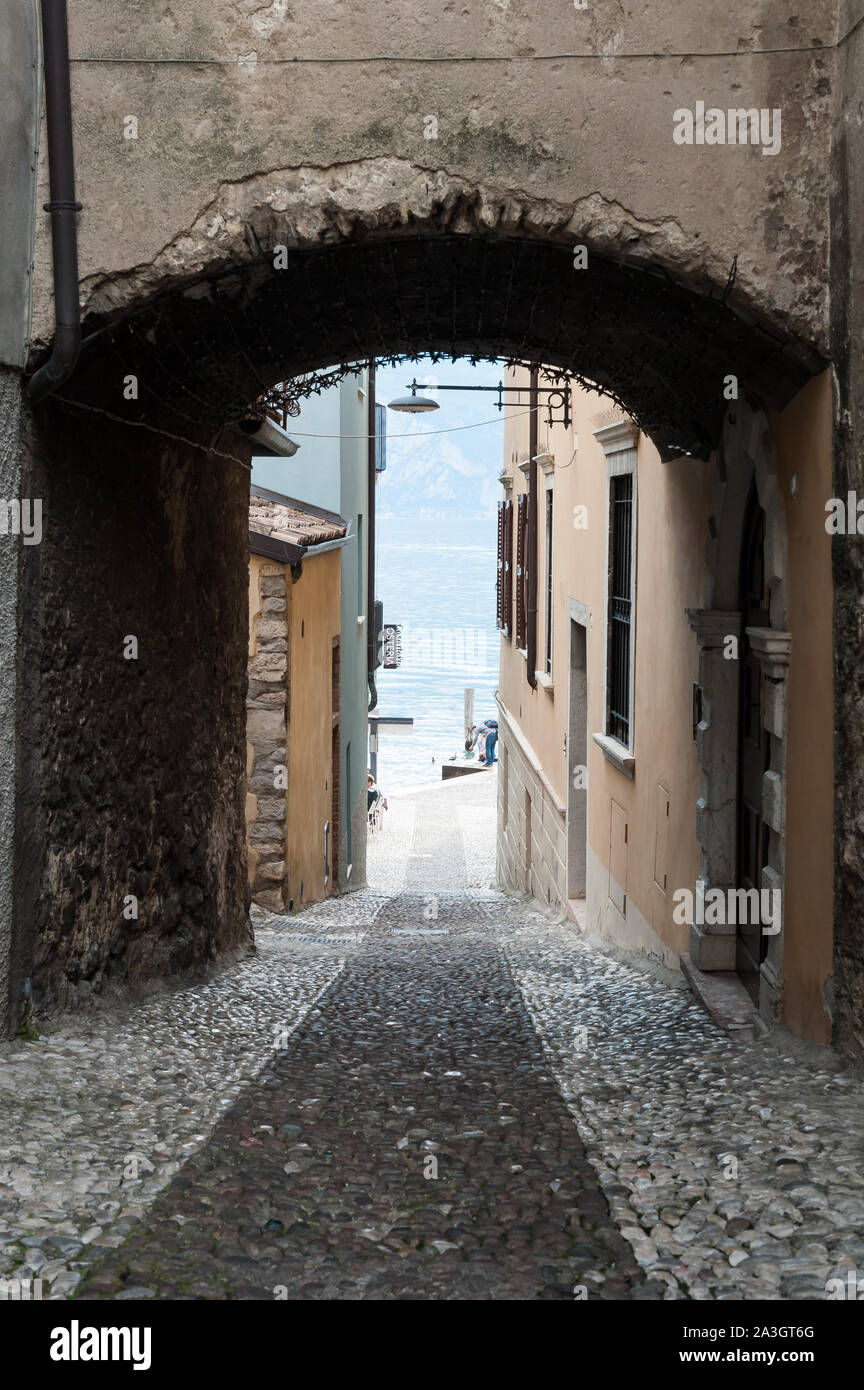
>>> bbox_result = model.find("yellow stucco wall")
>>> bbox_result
[499,368,835,1044]
[284,548,341,908]
[499,373,710,962]
[246,547,341,911]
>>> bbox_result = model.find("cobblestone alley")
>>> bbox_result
[2,773,864,1302]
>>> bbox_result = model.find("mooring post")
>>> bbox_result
[464,687,475,742]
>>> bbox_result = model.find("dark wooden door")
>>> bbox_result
[736,484,770,1004]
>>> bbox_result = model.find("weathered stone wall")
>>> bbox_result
[0,1,38,368]
[496,704,567,910]
[246,556,290,913]
[25,403,251,1014]
[39,1,835,355]
[0,368,40,1037]
[830,4,864,1056]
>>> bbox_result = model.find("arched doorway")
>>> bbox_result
[16,225,823,1035]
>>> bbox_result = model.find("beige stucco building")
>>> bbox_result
[496,369,834,1048]
[245,489,348,914]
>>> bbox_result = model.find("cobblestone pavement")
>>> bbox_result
[72,775,642,1301]
[0,932,344,1298]
[507,929,864,1300]
[5,771,864,1301]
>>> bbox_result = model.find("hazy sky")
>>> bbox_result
[374,357,517,519]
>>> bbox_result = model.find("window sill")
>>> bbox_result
[356,615,366,627]
[592,732,635,779]
[517,646,528,661]
[535,671,554,692]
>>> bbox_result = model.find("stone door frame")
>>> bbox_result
[687,400,790,1026]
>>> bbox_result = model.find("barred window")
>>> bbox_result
[544,485,554,675]
[607,472,634,746]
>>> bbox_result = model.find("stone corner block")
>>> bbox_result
[762,770,785,834]
[689,923,737,971]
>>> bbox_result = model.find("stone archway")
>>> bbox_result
[60,164,820,464]
[13,200,829,1034]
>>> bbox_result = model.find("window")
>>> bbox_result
[331,640,341,881]
[515,493,528,649]
[496,498,514,638]
[374,403,387,472]
[544,484,554,676]
[496,501,505,630]
[356,515,364,617]
[607,472,634,746]
[503,500,512,636]
[345,741,352,873]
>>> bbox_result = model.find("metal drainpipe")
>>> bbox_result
[27,0,82,404]
[526,367,539,688]
[366,361,378,711]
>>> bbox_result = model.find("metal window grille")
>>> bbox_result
[608,472,633,745]
[331,642,341,880]
[545,487,554,675]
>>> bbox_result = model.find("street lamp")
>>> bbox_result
[387,377,572,429]
[387,388,440,413]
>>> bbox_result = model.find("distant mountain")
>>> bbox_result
[376,430,500,520]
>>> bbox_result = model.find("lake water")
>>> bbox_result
[373,514,501,793]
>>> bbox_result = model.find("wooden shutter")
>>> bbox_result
[515,494,527,648]
[503,499,513,639]
[496,501,505,629]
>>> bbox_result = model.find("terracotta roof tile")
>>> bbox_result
[249,491,347,549]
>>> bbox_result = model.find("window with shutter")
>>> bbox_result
[515,494,527,649]
[496,501,505,629]
[503,499,513,639]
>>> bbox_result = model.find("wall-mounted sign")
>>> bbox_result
[381,625,402,669]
